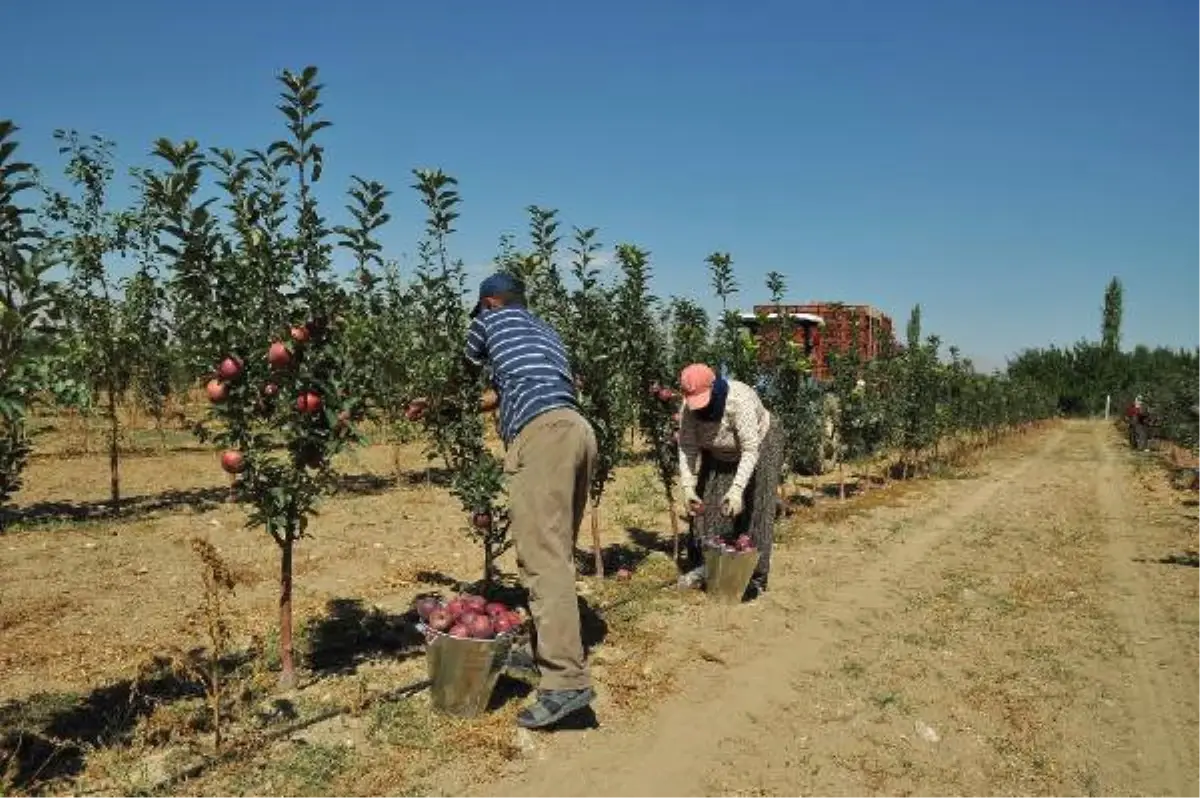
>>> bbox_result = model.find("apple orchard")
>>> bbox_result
[2,64,1194,793]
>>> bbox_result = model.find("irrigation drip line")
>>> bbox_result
[141,576,677,792]
[146,678,432,794]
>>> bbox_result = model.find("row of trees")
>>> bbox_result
[0,66,1079,687]
[1007,277,1199,452]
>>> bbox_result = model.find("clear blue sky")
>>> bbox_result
[5,0,1196,370]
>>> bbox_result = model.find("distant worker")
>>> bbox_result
[1125,394,1149,450]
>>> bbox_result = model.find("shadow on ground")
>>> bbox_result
[303,598,427,676]
[0,651,252,795]
[2,468,446,532]
[1135,550,1199,568]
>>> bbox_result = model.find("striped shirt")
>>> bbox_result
[464,306,577,444]
[678,379,772,493]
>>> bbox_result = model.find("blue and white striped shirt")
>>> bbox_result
[464,306,577,444]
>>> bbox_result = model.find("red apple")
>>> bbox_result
[220,450,245,475]
[262,382,279,398]
[484,601,507,617]
[446,598,467,618]
[428,608,453,632]
[463,594,487,612]
[471,511,492,530]
[296,391,322,414]
[467,615,494,639]
[448,623,470,639]
[405,401,426,422]
[206,379,228,403]
[735,534,753,551]
[290,325,310,344]
[503,611,525,630]
[217,356,243,381]
[494,616,516,635]
[267,341,292,369]
[615,568,632,581]
[414,597,441,620]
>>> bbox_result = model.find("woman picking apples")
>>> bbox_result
[677,362,785,598]
[418,272,599,730]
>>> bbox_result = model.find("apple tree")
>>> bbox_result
[41,131,156,509]
[706,251,756,382]
[147,66,375,687]
[0,121,59,527]
[614,244,683,558]
[404,169,511,589]
[561,225,627,576]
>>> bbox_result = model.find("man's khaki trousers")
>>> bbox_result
[504,407,597,691]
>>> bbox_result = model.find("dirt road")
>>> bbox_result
[474,421,1199,797]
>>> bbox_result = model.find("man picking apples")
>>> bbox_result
[460,272,598,729]
[677,362,785,598]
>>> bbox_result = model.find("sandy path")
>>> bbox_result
[473,422,1198,797]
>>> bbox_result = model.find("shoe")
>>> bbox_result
[677,565,706,589]
[516,687,596,729]
[744,574,768,600]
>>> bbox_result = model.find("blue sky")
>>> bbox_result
[5,0,1196,370]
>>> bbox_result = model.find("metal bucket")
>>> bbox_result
[423,628,514,718]
[702,546,759,603]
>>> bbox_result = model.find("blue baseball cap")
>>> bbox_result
[471,272,526,318]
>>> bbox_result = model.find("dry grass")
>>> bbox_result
[10,416,1171,797]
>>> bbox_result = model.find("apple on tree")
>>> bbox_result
[206,379,228,403]
[221,450,245,474]
[267,341,292,369]
[217,356,243,381]
[295,391,323,415]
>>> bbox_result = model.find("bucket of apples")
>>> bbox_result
[413,593,528,718]
[701,533,759,603]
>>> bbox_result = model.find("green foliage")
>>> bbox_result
[145,66,373,684]
[706,251,756,381]
[405,168,511,585]
[615,244,678,499]
[0,122,57,523]
[564,226,624,509]
[667,297,711,376]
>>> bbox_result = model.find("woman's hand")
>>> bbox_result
[682,487,703,515]
[720,490,744,518]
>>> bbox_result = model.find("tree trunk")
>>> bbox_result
[483,539,495,591]
[278,533,297,689]
[107,389,121,511]
[667,488,680,563]
[590,504,604,578]
[838,460,845,500]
